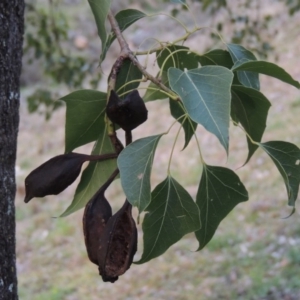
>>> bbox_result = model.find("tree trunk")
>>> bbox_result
[0,1,24,299]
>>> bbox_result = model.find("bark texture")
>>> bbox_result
[0,1,24,299]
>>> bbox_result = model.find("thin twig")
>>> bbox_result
[107,12,130,55]
[89,168,120,200]
[125,130,132,146]
[109,134,124,155]
[87,153,118,161]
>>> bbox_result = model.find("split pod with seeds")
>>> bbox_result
[98,200,138,283]
[106,89,148,131]
[24,152,117,203]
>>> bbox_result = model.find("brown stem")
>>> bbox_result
[107,10,178,99]
[86,153,118,162]
[93,168,120,198]
[107,56,127,98]
[106,54,127,155]
[109,134,124,155]
[125,130,132,146]
[107,12,130,55]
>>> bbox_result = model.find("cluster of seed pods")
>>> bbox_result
[24,89,147,282]
[83,169,138,283]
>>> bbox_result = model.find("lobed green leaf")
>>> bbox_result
[195,165,248,250]
[136,176,200,264]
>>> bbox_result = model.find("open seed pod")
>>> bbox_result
[98,200,138,283]
[106,90,148,131]
[24,152,116,203]
[83,190,112,265]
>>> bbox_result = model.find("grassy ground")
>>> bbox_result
[16,1,300,299]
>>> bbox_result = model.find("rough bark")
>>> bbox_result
[0,1,24,299]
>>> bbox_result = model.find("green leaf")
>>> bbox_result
[259,141,300,207]
[197,49,240,85]
[118,135,163,212]
[88,0,111,56]
[232,60,300,89]
[61,90,107,153]
[100,9,146,62]
[170,0,186,3]
[144,71,169,102]
[157,45,198,71]
[115,59,143,98]
[197,49,233,69]
[195,165,248,250]
[168,66,233,153]
[227,43,260,90]
[231,85,271,163]
[59,126,117,217]
[115,8,146,30]
[100,34,114,63]
[169,99,197,149]
[145,46,198,102]
[136,176,200,264]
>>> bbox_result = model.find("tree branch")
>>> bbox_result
[107,10,178,100]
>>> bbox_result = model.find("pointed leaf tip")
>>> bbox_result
[88,0,111,56]
[232,60,300,89]
[259,141,300,207]
[195,166,248,250]
[231,85,271,164]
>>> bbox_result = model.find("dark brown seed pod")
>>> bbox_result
[106,90,148,131]
[83,190,112,265]
[82,169,119,266]
[24,152,117,203]
[98,200,138,283]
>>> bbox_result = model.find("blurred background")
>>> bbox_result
[16,0,300,299]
